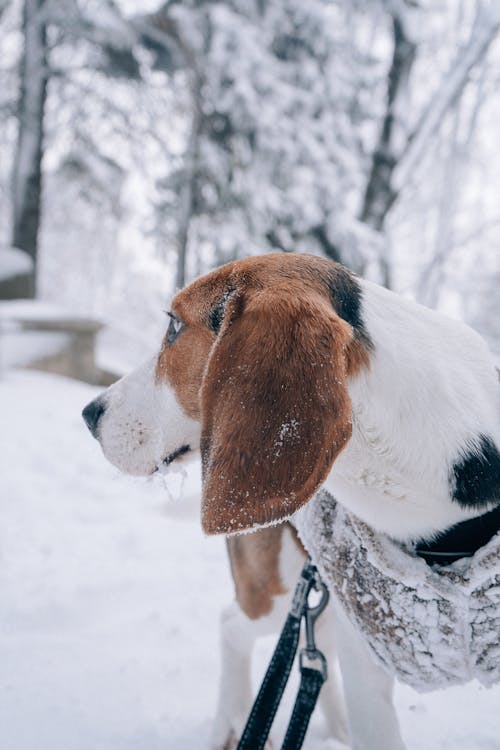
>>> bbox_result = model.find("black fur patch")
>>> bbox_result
[451,435,500,509]
[325,266,373,348]
[208,288,234,334]
[208,301,225,333]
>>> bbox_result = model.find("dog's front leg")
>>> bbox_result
[313,605,349,744]
[211,592,297,750]
[211,599,255,750]
[334,601,406,750]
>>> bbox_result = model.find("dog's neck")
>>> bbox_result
[324,280,500,543]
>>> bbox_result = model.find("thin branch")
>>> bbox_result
[310,225,342,264]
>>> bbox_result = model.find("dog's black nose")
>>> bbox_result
[82,398,106,438]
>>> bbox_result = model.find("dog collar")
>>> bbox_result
[416,503,500,566]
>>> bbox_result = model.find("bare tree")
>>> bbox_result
[393,1,500,194]
[358,9,416,286]
[10,0,141,297]
[11,0,49,296]
[175,89,201,289]
[132,4,206,289]
[354,0,500,287]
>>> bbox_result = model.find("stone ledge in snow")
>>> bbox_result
[0,299,103,332]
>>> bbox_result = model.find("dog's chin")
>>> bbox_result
[99,442,192,478]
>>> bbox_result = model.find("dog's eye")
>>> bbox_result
[166,312,185,346]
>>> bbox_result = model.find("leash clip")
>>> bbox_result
[299,569,329,680]
[290,558,317,619]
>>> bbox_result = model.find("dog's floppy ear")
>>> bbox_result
[200,286,353,535]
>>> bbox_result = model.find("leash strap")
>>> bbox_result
[236,612,302,750]
[280,666,325,750]
[236,558,328,750]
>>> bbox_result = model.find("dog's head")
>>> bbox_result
[82,253,371,534]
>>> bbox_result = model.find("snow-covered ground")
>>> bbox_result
[1,368,500,750]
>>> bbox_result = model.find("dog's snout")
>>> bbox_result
[82,398,106,438]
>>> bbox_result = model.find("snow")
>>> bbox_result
[1,369,500,750]
[0,246,33,281]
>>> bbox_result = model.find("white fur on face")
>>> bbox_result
[96,357,201,476]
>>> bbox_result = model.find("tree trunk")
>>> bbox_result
[358,2,499,288]
[11,0,49,297]
[358,14,416,286]
[175,81,201,290]
[360,16,416,231]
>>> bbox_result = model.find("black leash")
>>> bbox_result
[236,557,329,750]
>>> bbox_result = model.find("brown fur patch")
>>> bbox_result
[155,253,371,534]
[227,522,307,619]
[155,276,228,419]
[226,525,289,619]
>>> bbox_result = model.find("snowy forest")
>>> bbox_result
[1,0,500,359]
[2,2,500,750]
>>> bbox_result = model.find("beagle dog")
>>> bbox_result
[82,253,500,750]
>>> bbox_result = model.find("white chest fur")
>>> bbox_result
[324,280,500,543]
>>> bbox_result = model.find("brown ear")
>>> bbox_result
[200,286,353,535]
